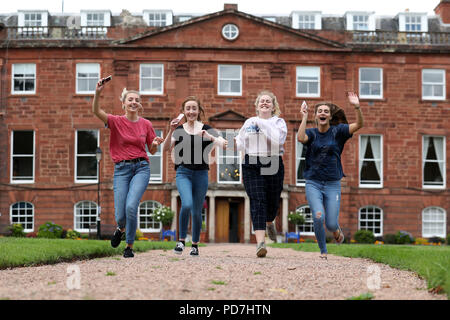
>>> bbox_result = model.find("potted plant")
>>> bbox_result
[152,206,175,229]
[288,211,305,225]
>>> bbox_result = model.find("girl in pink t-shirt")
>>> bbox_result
[93,77,163,258]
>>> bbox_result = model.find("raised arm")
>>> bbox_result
[297,101,309,144]
[92,78,109,125]
[348,92,364,135]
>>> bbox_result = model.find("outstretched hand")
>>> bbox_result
[347,92,360,107]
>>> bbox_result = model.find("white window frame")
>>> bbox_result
[74,201,98,233]
[422,69,446,101]
[359,67,383,99]
[399,13,428,32]
[358,206,383,237]
[139,200,163,233]
[218,65,242,96]
[422,135,446,189]
[10,201,34,233]
[143,10,173,27]
[291,11,321,30]
[76,63,100,94]
[295,133,306,186]
[346,12,375,31]
[217,130,242,184]
[296,66,320,98]
[18,10,48,35]
[359,135,383,188]
[12,63,36,95]
[80,10,110,35]
[11,130,35,184]
[140,64,164,95]
[295,205,314,236]
[422,207,446,238]
[75,129,99,183]
[222,24,239,41]
[147,129,163,183]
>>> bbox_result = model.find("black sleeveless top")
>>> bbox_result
[173,124,219,171]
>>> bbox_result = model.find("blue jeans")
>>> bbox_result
[113,160,150,245]
[176,166,208,243]
[305,179,341,254]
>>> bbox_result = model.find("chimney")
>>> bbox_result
[435,0,450,23]
[224,3,238,11]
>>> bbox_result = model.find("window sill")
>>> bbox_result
[9,93,38,97]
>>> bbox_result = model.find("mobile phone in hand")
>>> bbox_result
[100,75,112,85]
[176,113,185,121]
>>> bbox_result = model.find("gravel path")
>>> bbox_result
[0,243,445,300]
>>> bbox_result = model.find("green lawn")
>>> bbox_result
[0,237,178,269]
[271,242,450,299]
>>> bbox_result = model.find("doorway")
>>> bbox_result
[216,198,243,243]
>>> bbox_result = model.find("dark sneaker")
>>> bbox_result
[174,241,185,255]
[190,246,199,257]
[266,223,277,243]
[256,242,267,258]
[111,228,124,248]
[123,247,134,258]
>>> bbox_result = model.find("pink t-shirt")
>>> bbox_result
[107,115,156,163]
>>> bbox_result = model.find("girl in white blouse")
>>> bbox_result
[235,91,287,257]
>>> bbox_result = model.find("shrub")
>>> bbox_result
[428,236,445,244]
[288,211,305,225]
[37,221,63,239]
[152,206,175,228]
[383,234,397,244]
[353,230,375,244]
[395,231,414,244]
[414,237,429,245]
[7,223,26,237]
[65,229,81,240]
[447,234,450,245]
[135,229,144,240]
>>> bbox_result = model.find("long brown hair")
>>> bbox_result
[313,102,348,126]
[180,96,205,121]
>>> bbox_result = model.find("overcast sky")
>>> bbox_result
[0,0,440,16]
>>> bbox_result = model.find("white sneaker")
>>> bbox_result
[174,241,185,255]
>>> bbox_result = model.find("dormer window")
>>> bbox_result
[18,10,48,35]
[399,13,428,32]
[291,12,321,30]
[143,10,173,27]
[346,12,375,31]
[81,11,110,35]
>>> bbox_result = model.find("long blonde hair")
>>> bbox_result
[254,91,281,117]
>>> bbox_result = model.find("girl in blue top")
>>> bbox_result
[297,92,363,260]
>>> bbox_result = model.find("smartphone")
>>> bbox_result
[175,113,185,121]
[100,75,112,85]
[302,100,308,110]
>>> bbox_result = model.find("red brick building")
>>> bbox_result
[0,2,449,243]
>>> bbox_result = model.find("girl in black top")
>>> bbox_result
[162,96,227,256]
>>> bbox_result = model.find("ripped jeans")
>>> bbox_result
[305,179,341,254]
